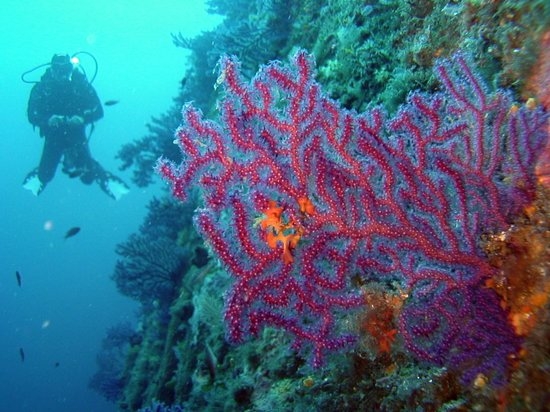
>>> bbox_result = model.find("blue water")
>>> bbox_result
[0,2,221,411]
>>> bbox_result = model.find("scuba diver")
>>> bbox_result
[22,53,129,200]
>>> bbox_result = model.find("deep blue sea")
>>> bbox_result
[0,2,221,411]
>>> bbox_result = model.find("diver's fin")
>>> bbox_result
[100,173,130,200]
[22,169,44,196]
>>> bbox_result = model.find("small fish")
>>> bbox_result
[54,362,60,368]
[19,347,25,362]
[15,271,21,287]
[104,99,119,106]
[64,227,81,239]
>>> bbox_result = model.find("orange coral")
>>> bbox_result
[357,289,406,356]
[260,200,284,232]
[525,30,550,188]
[483,186,550,337]
[297,197,316,215]
[258,197,315,264]
[535,138,550,188]
[525,31,550,110]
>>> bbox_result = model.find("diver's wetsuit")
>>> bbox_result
[24,68,128,199]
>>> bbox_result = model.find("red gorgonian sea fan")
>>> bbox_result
[158,50,548,385]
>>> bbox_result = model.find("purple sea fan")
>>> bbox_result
[157,49,548,378]
[399,280,521,387]
[432,53,546,218]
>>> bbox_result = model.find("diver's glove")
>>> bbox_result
[47,115,84,127]
[48,115,65,127]
[66,115,84,126]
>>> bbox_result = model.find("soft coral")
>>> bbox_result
[258,197,315,264]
